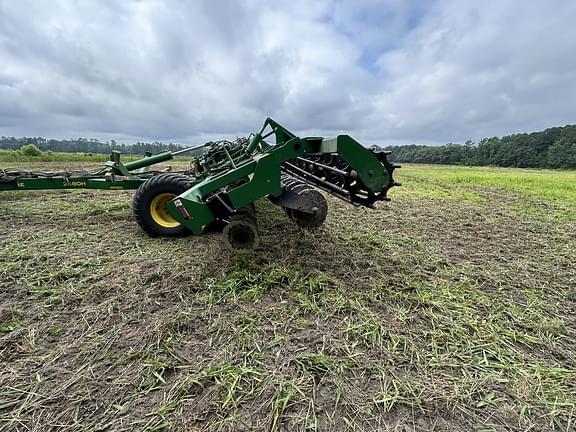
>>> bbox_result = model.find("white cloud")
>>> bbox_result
[370,0,576,143]
[0,0,575,145]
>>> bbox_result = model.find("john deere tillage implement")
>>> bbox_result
[0,119,399,250]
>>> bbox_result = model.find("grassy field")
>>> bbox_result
[0,149,115,163]
[0,162,574,431]
[0,149,195,164]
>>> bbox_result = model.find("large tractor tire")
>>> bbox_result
[133,173,193,237]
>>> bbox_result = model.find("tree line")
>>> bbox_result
[0,137,181,155]
[380,124,576,169]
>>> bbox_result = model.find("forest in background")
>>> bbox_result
[0,137,179,155]
[1,123,576,168]
[381,124,576,169]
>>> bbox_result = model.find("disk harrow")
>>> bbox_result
[0,118,399,250]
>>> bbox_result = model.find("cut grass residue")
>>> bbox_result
[0,162,574,431]
[372,269,576,419]
[202,259,335,306]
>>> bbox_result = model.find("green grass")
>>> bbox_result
[400,164,576,203]
[0,318,22,333]
[0,148,195,164]
[0,148,114,163]
[0,162,574,431]
[398,164,576,220]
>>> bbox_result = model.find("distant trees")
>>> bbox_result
[546,139,576,169]
[0,136,181,155]
[381,124,576,169]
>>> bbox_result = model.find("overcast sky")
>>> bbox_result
[1,0,576,145]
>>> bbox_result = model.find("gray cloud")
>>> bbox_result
[0,0,575,145]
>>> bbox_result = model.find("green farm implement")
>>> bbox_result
[0,119,399,250]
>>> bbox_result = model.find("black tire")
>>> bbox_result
[133,173,193,237]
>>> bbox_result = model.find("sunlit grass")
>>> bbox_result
[397,164,576,204]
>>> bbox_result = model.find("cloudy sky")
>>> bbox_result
[1,0,575,145]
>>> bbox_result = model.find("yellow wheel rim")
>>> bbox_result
[150,193,180,228]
